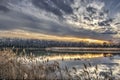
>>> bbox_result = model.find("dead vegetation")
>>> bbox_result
[0,49,119,80]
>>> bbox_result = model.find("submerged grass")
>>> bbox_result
[0,49,119,80]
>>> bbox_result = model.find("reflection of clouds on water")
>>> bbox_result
[15,54,120,79]
[112,55,120,64]
[54,55,120,79]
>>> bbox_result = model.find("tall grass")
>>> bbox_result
[0,49,118,80]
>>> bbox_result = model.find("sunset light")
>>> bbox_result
[0,30,109,44]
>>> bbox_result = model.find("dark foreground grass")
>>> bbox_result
[0,49,119,80]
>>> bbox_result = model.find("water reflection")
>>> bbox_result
[45,53,112,60]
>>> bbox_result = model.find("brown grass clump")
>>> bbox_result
[0,49,118,80]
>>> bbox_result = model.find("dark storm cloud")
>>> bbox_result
[98,19,113,26]
[32,0,73,16]
[0,0,119,40]
[32,0,62,16]
[51,0,73,13]
[0,5,9,12]
[101,30,118,34]
[86,6,97,14]
[0,8,111,40]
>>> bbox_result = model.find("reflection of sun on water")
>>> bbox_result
[46,53,112,60]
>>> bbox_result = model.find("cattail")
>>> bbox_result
[95,65,98,71]
[65,66,69,73]
[109,68,113,76]
[47,58,49,62]
[88,62,92,67]
[83,63,87,69]
[62,57,64,61]
[72,67,77,72]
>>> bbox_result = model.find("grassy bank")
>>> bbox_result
[0,49,119,80]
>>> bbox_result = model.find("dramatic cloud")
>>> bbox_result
[0,5,9,12]
[0,0,120,41]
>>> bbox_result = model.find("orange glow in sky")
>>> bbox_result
[0,30,110,44]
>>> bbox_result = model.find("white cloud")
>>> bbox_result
[7,0,59,22]
[63,0,119,37]
[0,0,119,41]
[88,1,105,10]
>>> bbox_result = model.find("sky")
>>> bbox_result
[0,0,120,42]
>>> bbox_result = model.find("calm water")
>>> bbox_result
[20,47,120,56]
